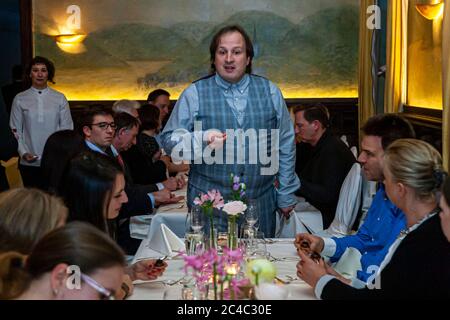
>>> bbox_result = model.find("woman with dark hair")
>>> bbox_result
[297,139,450,299]
[9,56,73,188]
[59,151,167,298]
[40,129,86,193]
[0,221,125,300]
[60,151,127,237]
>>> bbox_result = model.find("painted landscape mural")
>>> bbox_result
[33,0,359,100]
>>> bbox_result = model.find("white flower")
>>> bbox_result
[223,201,247,216]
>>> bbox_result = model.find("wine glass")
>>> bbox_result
[245,199,259,228]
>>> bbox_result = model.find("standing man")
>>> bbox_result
[161,25,299,237]
[0,102,17,191]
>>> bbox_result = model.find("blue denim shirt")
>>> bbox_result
[327,185,406,281]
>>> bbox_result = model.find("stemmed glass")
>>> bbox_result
[245,199,259,229]
[189,205,204,233]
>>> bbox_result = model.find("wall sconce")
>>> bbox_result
[55,33,86,45]
[54,33,87,54]
[415,1,444,20]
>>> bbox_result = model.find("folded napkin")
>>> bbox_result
[333,247,362,279]
[147,223,185,256]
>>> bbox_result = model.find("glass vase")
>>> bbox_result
[228,215,238,250]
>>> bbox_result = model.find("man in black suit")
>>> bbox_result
[294,104,355,228]
[0,102,17,191]
[1,65,24,118]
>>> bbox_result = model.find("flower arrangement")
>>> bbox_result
[183,247,249,300]
[193,189,224,249]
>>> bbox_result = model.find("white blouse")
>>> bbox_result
[9,86,73,166]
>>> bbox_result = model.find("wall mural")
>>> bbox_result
[33,0,359,100]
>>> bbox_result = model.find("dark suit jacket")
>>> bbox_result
[0,103,18,191]
[121,144,167,185]
[321,213,450,299]
[295,130,355,228]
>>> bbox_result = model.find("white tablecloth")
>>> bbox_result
[129,238,316,300]
[130,187,188,240]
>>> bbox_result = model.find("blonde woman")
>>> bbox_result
[0,188,67,254]
[297,139,450,299]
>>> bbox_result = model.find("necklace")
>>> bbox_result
[398,207,440,238]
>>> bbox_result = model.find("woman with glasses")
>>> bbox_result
[9,56,73,188]
[59,151,167,299]
[0,222,125,300]
[297,139,450,299]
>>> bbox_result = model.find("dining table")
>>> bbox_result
[128,237,317,300]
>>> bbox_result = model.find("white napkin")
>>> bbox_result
[147,223,185,256]
[255,283,289,300]
[333,247,362,279]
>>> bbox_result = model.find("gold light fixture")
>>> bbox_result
[415,1,444,20]
[54,33,86,44]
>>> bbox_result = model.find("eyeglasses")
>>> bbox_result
[81,273,115,300]
[90,122,117,130]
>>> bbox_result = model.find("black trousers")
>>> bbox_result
[19,164,42,189]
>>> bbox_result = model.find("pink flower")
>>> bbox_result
[183,255,204,271]
[223,201,247,216]
[223,247,244,261]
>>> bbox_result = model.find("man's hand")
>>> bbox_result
[279,205,295,219]
[206,130,226,150]
[152,189,184,206]
[162,177,178,191]
[294,233,325,253]
[296,250,328,288]
[175,173,186,189]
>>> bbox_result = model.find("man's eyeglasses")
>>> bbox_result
[81,273,115,300]
[90,122,117,130]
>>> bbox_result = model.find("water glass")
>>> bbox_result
[185,231,204,255]
[189,205,204,233]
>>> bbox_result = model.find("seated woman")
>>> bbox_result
[59,151,167,297]
[0,188,67,254]
[0,222,125,300]
[139,104,189,178]
[121,104,169,185]
[296,139,450,299]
